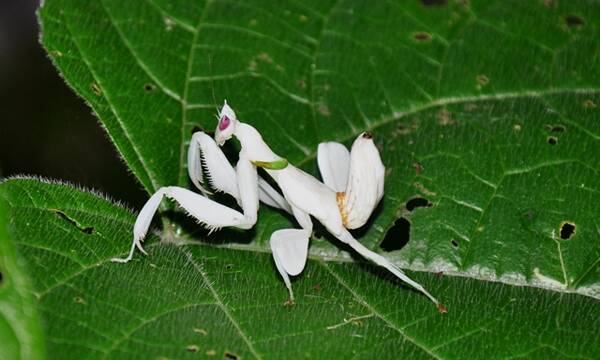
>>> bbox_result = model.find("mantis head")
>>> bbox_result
[215,100,238,146]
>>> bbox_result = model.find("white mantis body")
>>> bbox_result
[113,101,445,312]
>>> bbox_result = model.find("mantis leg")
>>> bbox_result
[335,227,442,309]
[112,156,260,263]
[188,131,291,213]
[269,206,312,301]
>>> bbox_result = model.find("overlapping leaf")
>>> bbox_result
[1,178,599,359]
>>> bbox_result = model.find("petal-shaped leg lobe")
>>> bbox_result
[317,141,350,192]
[342,134,385,229]
[270,229,310,276]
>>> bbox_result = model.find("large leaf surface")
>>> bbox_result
[1,178,600,359]
[0,184,45,360]
[12,0,599,357]
[39,0,600,298]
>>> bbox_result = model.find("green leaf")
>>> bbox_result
[38,0,600,297]
[1,178,600,359]
[0,185,45,360]
[26,0,600,357]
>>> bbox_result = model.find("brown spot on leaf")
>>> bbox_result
[413,32,432,42]
[542,0,555,8]
[298,78,307,89]
[476,75,489,87]
[258,52,273,63]
[550,125,566,133]
[437,303,448,313]
[414,162,424,175]
[90,82,102,96]
[437,108,454,125]
[583,99,596,108]
[318,104,331,117]
[74,296,86,304]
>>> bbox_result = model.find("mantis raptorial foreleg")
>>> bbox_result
[187,131,291,212]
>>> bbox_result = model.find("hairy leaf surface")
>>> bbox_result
[1,178,599,359]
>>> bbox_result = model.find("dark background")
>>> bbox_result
[0,0,147,208]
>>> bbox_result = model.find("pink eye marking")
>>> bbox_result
[219,115,230,130]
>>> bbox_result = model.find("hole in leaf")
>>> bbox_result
[421,0,447,6]
[560,222,576,240]
[0,270,3,285]
[51,209,94,234]
[406,197,432,211]
[187,345,199,353]
[451,239,459,248]
[144,83,156,92]
[563,14,585,28]
[413,32,431,42]
[224,352,239,360]
[225,264,233,270]
[380,217,410,252]
[547,136,557,145]
[551,125,566,133]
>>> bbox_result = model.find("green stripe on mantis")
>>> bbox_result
[253,158,288,170]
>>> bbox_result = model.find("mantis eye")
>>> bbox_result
[219,115,230,130]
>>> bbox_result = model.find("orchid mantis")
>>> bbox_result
[112,101,444,312]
